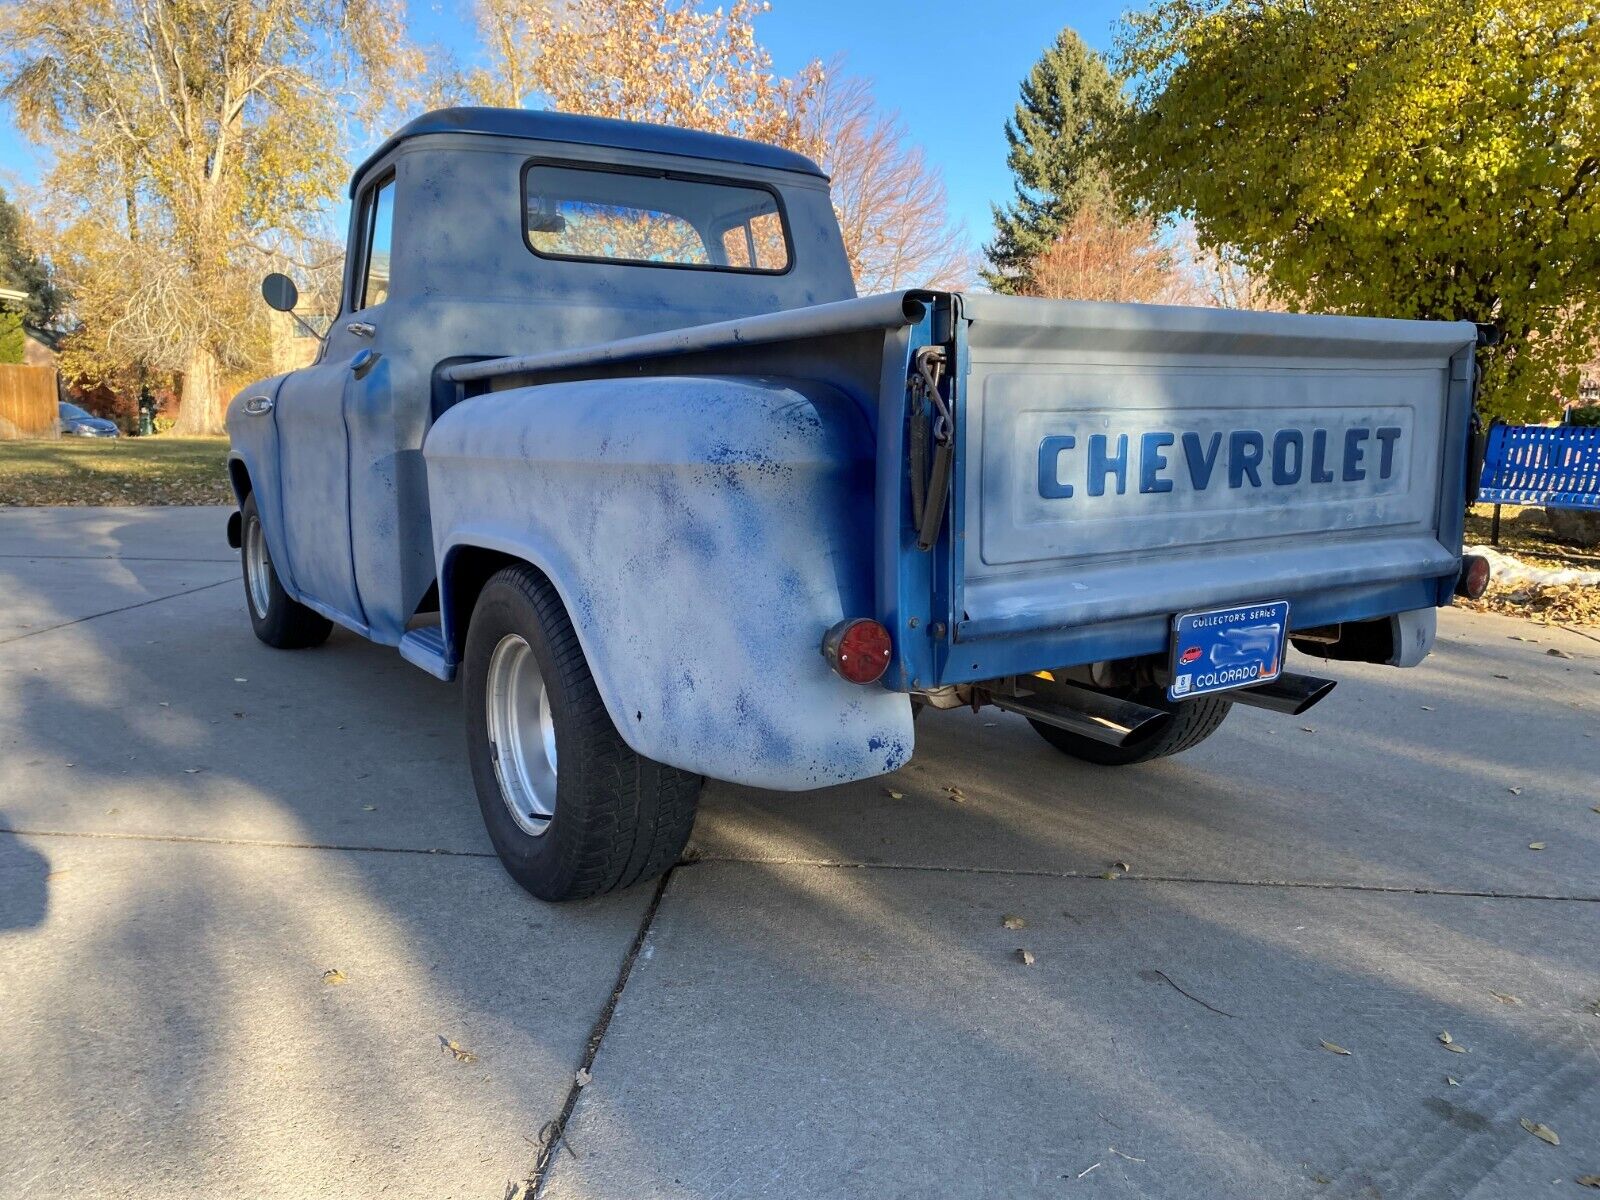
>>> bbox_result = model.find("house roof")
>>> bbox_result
[349,107,826,197]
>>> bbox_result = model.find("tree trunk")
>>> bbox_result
[172,346,225,435]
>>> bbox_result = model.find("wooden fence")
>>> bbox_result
[0,363,59,439]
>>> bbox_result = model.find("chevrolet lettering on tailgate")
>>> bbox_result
[1038,424,1404,499]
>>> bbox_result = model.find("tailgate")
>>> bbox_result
[926,294,1476,685]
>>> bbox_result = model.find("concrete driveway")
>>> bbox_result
[1,506,1596,1199]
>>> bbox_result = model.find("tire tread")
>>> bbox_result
[470,565,700,900]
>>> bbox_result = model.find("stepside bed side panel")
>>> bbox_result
[425,373,913,790]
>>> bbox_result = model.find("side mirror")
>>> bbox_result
[261,272,300,313]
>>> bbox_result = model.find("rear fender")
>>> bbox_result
[427,373,913,790]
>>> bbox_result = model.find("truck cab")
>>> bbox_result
[227,107,1483,902]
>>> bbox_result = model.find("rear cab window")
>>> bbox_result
[523,162,790,273]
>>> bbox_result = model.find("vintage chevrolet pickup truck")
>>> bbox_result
[226,107,1487,901]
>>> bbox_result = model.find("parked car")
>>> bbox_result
[58,402,120,438]
[226,107,1487,902]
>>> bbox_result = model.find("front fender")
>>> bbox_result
[224,375,296,596]
[426,374,913,790]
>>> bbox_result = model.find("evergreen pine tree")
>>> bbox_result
[983,28,1125,294]
[0,189,64,328]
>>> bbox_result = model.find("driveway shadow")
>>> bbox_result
[0,819,50,932]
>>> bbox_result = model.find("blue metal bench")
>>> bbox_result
[1477,423,1600,543]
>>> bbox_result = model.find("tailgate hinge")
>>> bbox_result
[908,344,953,552]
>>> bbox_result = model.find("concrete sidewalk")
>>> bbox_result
[1,507,1596,1199]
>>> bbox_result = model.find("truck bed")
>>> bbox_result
[441,291,1477,693]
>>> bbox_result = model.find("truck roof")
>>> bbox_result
[350,106,828,196]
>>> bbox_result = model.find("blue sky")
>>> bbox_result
[0,0,1129,251]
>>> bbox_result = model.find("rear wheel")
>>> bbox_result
[463,564,702,902]
[1028,688,1232,766]
[239,493,332,649]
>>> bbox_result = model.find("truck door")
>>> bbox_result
[271,172,395,629]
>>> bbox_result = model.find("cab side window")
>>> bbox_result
[354,174,395,310]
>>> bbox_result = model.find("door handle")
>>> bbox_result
[346,321,376,338]
[243,395,274,415]
[351,348,381,380]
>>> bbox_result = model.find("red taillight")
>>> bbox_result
[822,618,892,685]
[1456,554,1491,600]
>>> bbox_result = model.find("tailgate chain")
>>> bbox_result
[909,344,952,552]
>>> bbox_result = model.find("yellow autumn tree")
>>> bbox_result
[0,0,420,433]
[1114,0,1600,420]
[471,0,819,148]
[470,0,973,292]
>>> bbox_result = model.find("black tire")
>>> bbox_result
[1028,688,1232,766]
[463,564,702,902]
[239,493,333,649]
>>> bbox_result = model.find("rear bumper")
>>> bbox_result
[935,564,1452,686]
[959,534,1456,643]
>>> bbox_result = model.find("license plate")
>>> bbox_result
[1168,600,1289,702]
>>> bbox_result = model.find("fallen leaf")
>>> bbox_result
[1519,1117,1559,1146]
[1015,948,1035,965]
[1493,673,1510,679]
[1113,860,1132,873]
[158,701,170,707]
[1489,991,1522,1006]
[1102,870,1122,880]
[1420,705,1434,711]
[1591,806,1599,815]
[1508,786,1523,795]
[321,968,346,986]
[1529,842,1546,851]
[882,788,904,799]
[183,767,201,774]
[1300,726,1315,733]
[1547,648,1574,660]
[1446,1076,1460,1086]
[575,1067,591,1087]
[1575,1175,1600,1188]
[1438,1031,1468,1053]
[440,1037,478,1064]
[1319,1040,1351,1056]
[1002,914,1025,930]
[946,785,966,802]
[362,804,377,812]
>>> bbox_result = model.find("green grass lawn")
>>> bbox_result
[0,436,233,506]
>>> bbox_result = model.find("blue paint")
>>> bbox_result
[1037,435,1074,498]
[1086,433,1128,496]
[1183,432,1222,490]
[1034,423,1409,500]
[1139,432,1174,494]
[1271,429,1303,485]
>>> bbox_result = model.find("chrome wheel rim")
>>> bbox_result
[486,633,558,836]
[244,515,271,619]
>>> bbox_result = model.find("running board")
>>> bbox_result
[399,625,456,682]
[1229,671,1336,716]
[990,680,1172,747]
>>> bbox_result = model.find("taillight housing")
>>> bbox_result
[1456,554,1490,600]
[822,618,892,685]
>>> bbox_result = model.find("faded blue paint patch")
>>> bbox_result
[425,372,913,790]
